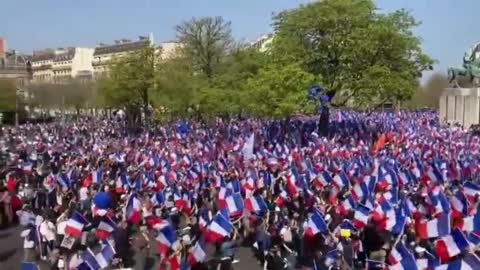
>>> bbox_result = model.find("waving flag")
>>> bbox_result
[463,181,480,201]
[436,253,480,270]
[207,213,234,242]
[81,248,100,270]
[125,194,142,225]
[338,195,356,216]
[150,191,165,207]
[456,211,480,233]
[332,171,349,190]
[389,242,417,270]
[381,209,407,236]
[188,240,207,266]
[245,195,268,215]
[305,209,329,236]
[352,181,370,201]
[353,205,371,229]
[156,224,179,256]
[451,191,469,218]
[96,217,117,241]
[224,193,244,218]
[95,242,116,269]
[435,228,470,263]
[416,250,440,270]
[416,213,451,239]
[313,171,332,189]
[65,211,89,238]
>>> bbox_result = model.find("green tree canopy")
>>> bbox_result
[245,63,318,118]
[175,16,234,79]
[98,46,156,110]
[0,79,16,112]
[271,0,434,106]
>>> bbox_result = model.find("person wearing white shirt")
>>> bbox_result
[39,217,56,260]
[79,186,89,211]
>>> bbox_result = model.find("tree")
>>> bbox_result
[244,63,319,118]
[196,48,267,117]
[271,0,434,107]
[175,16,234,79]
[98,45,157,126]
[406,73,448,108]
[152,55,206,119]
[0,79,17,112]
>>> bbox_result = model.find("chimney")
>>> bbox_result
[0,38,6,59]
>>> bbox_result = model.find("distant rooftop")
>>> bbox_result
[94,37,151,56]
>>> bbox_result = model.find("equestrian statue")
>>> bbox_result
[448,42,480,87]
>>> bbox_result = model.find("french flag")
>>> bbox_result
[416,250,440,270]
[451,191,469,218]
[188,240,207,266]
[23,163,33,174]
[207,213,234,242]
[436,253,480,270]
[332,171,349,189]
[305,209,328,236]
[353,205,370,229]
[146,216,169,231]
[57,174,71,189]
[351,181,369,201]
[429,189,451,215]
[313,171,332,189]
[338,195,356,216]
[389,242,417,270]
[426,164,444,183]
[95,242,116,269]
[380,210,407,236]
[96,217,117,240]
[416,213,451,239]
[116,174,128,193]
[198,209,212,231]
[150,191,165,207]
[456,212,480,233]
[65,211,89,238]
[467,232,480,246]
[227,179,242,194]
[435,228,470,263]
[463,181,480,202]
[224,193,244,218]
[81,248,101,270]
[92,169,103,185]
[156,225,178,257]
[245,195,268,215]
[125,194,142,225]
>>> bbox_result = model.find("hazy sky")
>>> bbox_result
[3,0,480,75]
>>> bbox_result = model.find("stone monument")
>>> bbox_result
[440,43,480,127]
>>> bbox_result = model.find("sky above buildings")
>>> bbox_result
[3,0,480,76]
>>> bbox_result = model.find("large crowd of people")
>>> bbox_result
[2,111,480,270]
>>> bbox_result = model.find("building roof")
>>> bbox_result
[93,40,149,56]
[54,48,75,62]
[32,51,55,62]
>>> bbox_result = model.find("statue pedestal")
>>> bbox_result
[439,88,480,127]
